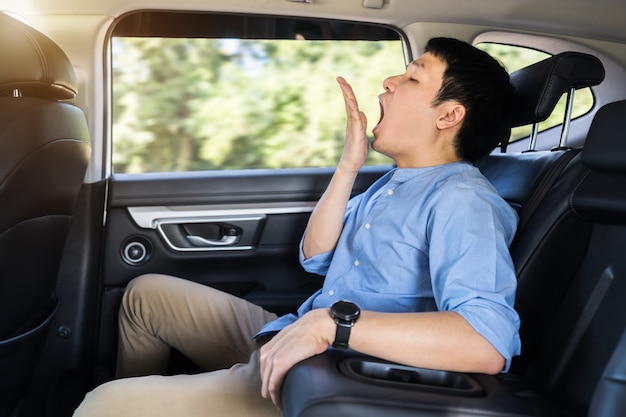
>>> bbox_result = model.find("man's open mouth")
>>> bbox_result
[373,96,385,132]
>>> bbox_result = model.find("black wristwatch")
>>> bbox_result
[330,300,361,348]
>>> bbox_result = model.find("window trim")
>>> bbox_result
[106,10,409,174]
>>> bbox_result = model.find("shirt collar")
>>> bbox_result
[388,161,471,184]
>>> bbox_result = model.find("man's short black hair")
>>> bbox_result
[424,37,514,162]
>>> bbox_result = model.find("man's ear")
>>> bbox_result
[436,103,466,130]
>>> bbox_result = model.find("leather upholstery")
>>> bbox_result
[571,101,626,224]
[476,150,564,212]
[0,13,77,100]
[0,12,90,417]
[477,52,606,212]
[581,100,626,174]
[0,98,91,338]
[509,51,605,127]
[510,101,626,415]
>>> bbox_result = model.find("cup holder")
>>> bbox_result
[338,357,485,397]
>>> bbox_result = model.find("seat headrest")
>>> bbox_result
[509,52,605,127]
[0,13,77,100]
[582,100,626,174]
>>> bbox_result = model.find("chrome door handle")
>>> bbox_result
[186,234,240,247]
[155,216,263,252]
[184,224,242,247]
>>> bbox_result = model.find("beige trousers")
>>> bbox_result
[73,274,281,417]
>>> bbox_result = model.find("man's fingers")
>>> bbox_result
[266,357,284,410]
[337,76,368,139]
[259,340,286,410]
[337,77,360,116]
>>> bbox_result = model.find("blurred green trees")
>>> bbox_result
[112,38,404,173]
[112,38,594,173]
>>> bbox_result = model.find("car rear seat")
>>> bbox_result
[589,306,626,416]
[515,99,626,416]
[476,51,605,225]
[476,52,606,376]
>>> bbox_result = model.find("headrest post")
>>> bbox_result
[12,88,22,98]
[558,87,576,149]
[509,51,604,150]
[526,123,539,152]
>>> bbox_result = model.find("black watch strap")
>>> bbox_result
[333,321,352,349]
[330,300,360,349]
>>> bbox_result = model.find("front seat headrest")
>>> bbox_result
[0,12,77,100]
[509,51,605,127]
[581,100,626,174]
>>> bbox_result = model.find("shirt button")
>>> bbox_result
[387,189,394,196]
[365,223,371,229]
[354,260,360,267]
[328,290,335,296]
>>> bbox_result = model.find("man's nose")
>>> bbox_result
[382,74,399,92]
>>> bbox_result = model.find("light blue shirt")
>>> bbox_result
[258,162,521,371]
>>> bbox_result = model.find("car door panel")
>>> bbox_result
[102,167,390,290]
[96,166,388,379]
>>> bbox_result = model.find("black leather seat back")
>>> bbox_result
[0,12,91,417]
[0,99,91,338]
[507,154,591,373]
[475,52,606,379]
[515,100,626,415]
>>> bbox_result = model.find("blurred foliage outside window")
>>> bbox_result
[112,37,404,173]
[111,31,595,174]
[477,42,594,145]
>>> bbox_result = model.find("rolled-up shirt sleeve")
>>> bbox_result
[298,193,364,276]
[299,237,335,276]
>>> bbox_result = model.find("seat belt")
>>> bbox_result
[588,319,626,417]
[516,148,580,236]
[547,266,614,391]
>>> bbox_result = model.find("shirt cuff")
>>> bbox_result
[455,304,521,372]
[299,238,334,275]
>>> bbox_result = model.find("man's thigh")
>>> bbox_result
[75,350,281,417]
[118,274,278,373]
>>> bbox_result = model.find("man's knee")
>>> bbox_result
[118,274,176,331]
[125,273,171,296]
[121,274,177,310]
[73,379,128,417]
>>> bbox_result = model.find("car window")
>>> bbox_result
[110,12,405,173]
[476,42,594,145]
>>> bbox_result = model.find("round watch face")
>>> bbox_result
[332,300,361,322]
